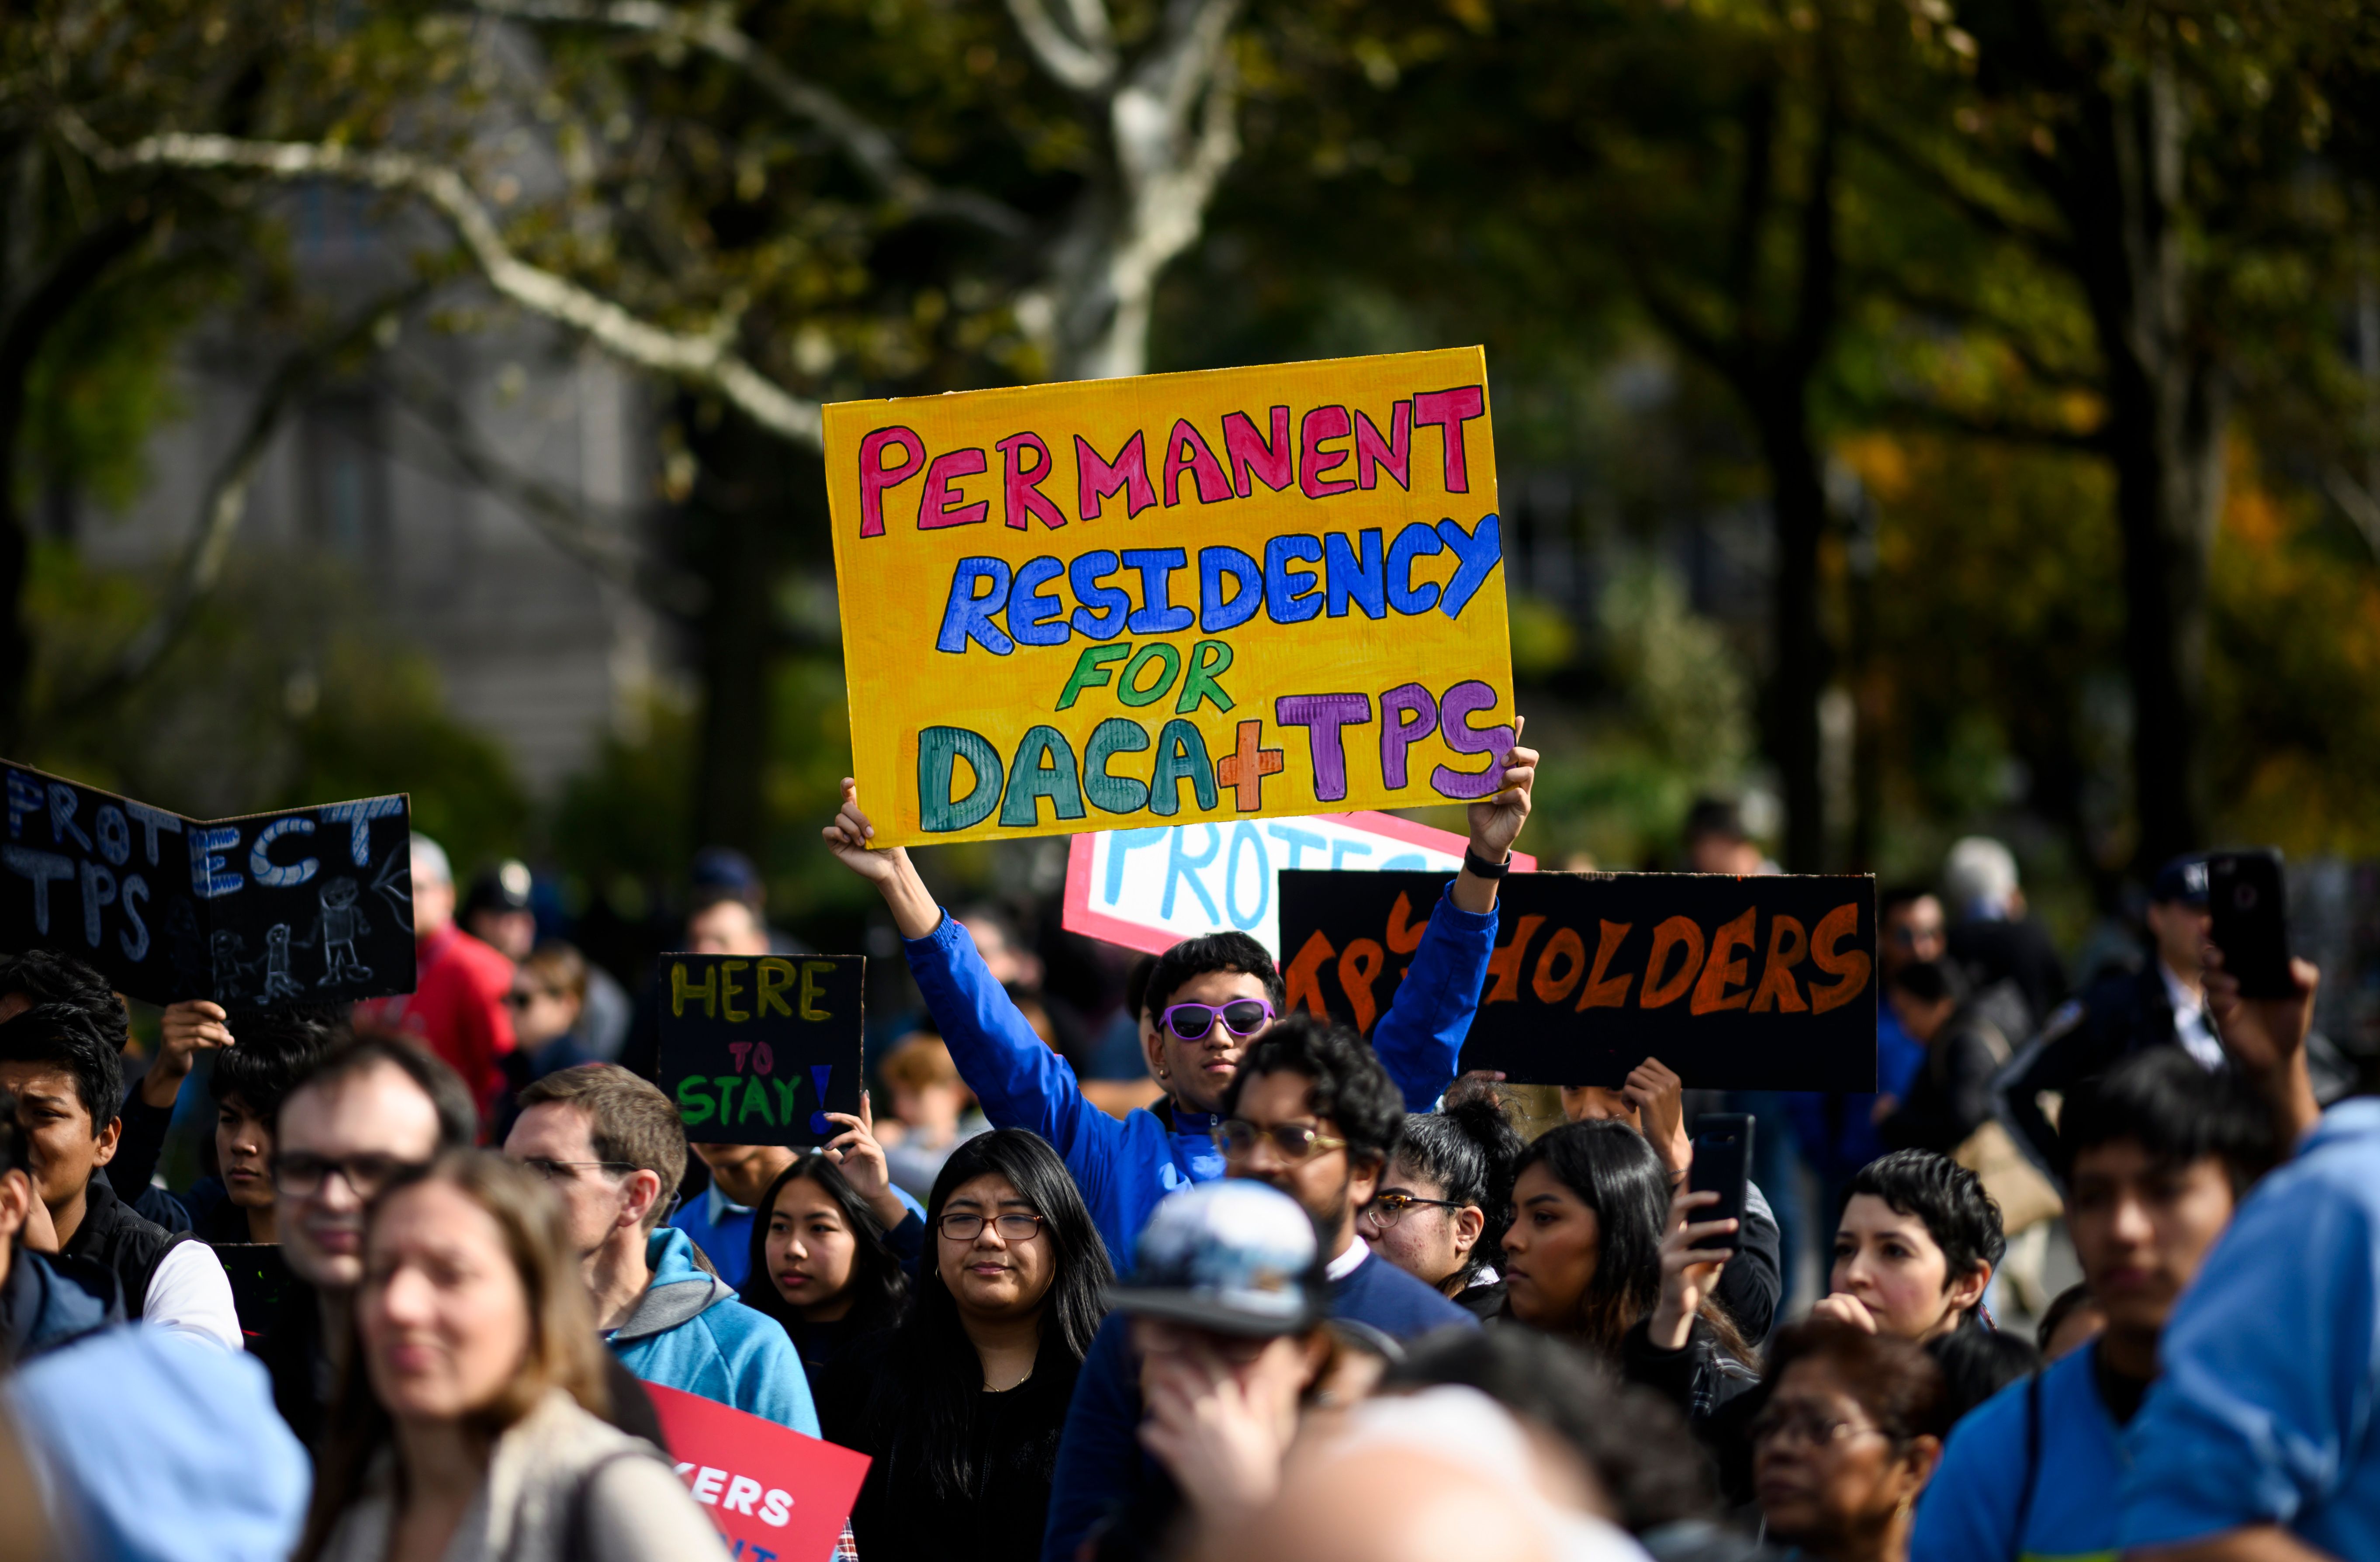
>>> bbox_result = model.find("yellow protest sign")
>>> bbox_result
[824,347,1514,848]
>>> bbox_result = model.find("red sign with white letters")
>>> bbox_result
[646,1383,872,1562]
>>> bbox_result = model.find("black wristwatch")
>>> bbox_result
[1463,847,1512,879]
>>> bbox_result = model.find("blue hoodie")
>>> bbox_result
[608,1224,819,1434]
[2120,1099,2380,1556]
[905,881,1498,1269]
[0,1248,121,1366]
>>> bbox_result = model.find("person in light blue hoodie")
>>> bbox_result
[820,730,1538,1272]
[505,1062,817,1433]
[2119,946,2373,1561]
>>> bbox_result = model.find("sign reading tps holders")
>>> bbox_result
[654,953,865,1150]
[825,347,1517,848]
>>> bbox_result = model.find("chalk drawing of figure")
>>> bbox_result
[210,929,249,1002]
[260,924,302,1001]
[316,878,373,986]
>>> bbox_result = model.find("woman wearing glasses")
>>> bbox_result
[1357,1093,1524,1317]
[1749,1319,1949,1562]
[817,1128,1114,1562]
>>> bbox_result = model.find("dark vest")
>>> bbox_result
[62,1174,191,1318]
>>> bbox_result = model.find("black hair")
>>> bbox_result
[0,1091,25,1178]
[2057,1047,2278,1193]
[286,1034,477,1151]
[0,951,127,1050]
[740,1153,910,1338]
[1395,1097,1526,1284]
[1510,1120,1753,1362]
[866,1129,1113,1503]
[1927,1324,2041,1423]
[1221,1014,1404,1166]
[1840,1149,2006,1290]
[1384,1328,1716,1531]
[2035,1282,2098,1355]
[211,1010,344,1128]
[0,1004,122,1133]
[1878,885,1937,919]
[1682,796,1747,846]
[1145,931,1284,1019]
[1887,959,1955,1005]
[1765,1317,1952,1443]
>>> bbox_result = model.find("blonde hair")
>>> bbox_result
[882,1032,962,1092]
[293,1151,612,1562]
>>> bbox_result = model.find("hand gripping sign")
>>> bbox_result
[824,347,1517,848]
[646,1383,872,1562]
[1279,869,1878,1091]
[1063,811,1536,958]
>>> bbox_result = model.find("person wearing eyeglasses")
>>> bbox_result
[815,1127,1113,1562]
[1749,1319,1950,1562]
[1043,1017,1478,1562]
[1357,1093,1523,1317]
[502,1062,816,1433]
[822,733,1538,1272]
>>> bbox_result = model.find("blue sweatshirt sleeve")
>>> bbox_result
[1369,883,1499,1112]
[2119,1153,2380,1545]
[905,912,1129,1211]
[885,1210,926,1278]
[727,1311,822,1437]
[1041,1312,1145,1562]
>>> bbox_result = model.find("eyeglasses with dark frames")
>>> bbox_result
[1212,1119,1348,1162]
[934,1211,1047,1242]
[516,1157,639,1183]
[1359,1191,1469,1228]
[269,1152,425,1199]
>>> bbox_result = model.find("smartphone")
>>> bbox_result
[2207,850,2294,999]
[1686,1113,1754,1255]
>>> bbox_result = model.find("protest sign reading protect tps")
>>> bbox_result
[654,953,865,1149]
[1278,870,1876,1091]
[646,1382,872,1562]
[1064,812,1536,957]
[825,347,1516,849]
[0,760,414,1009]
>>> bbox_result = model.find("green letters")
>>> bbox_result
[1175,640,1235,715]
[1148,719,1220,816]
[919,726,1003,833]
[675,1075,715,1125]
[1085,719,1153,813]
[1056,643,1131,710]
[1000,726,1088,827]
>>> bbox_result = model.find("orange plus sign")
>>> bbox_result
[1214,719,1285,812]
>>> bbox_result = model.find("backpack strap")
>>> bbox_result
[2010,1368,2045,1549]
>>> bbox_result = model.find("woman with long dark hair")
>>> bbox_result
[739,1151,918,1395]
[1499,1120,1758,1409]
[294,1151,720,1562]
[817,1127,1114,1562]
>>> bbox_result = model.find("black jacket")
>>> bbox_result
[61,1173,191,1319]
[1947,916,2068,1033]
[1621,1316,1765,1506]
[1994,965,2177,1176]
[1882,979,2030,1156]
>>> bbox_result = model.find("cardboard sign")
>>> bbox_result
[824,347,1516,848]
[654,954,865,1148]
[1278,870,1877,1091]
[1064,811,1536,957]
[645,1382,872,1562]
[0,760,415,1008]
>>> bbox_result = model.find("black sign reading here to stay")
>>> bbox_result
[656,953,865,1149]
[1277,869,1877,1092]
[0,760,416,1009]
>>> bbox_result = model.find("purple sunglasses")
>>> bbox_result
[1156,997,1276,1042]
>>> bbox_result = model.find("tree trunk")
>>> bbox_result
[2060,60,2222,873]
[685,409,778,863]
[1758,395,1833,872]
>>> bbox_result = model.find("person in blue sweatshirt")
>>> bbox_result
[1042,1015,1481,1561]
[2119,948,2380,1560]
[503,1062,817,1433]
[1913,1047,2277,1562]
[818,728,1537,1270]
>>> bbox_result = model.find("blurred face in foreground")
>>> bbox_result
[1499,1162,1600,1329]
[360,1180,532,1424]
[2066,1140,2235,1344]
[1752,1359,1937,1557]
[276,1063,444,1292]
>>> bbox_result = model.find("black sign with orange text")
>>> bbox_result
[1277,870,1876,1091]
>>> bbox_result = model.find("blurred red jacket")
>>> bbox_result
[352,923,516,1124]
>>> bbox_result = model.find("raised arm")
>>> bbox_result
[1371,725,1537,1109]
[823,782,1120,1174]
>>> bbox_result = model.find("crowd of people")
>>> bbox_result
[1,737,2375,1562]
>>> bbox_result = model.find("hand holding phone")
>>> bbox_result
[2208,850,2293,1000]
[1685,1113,1753,1256]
